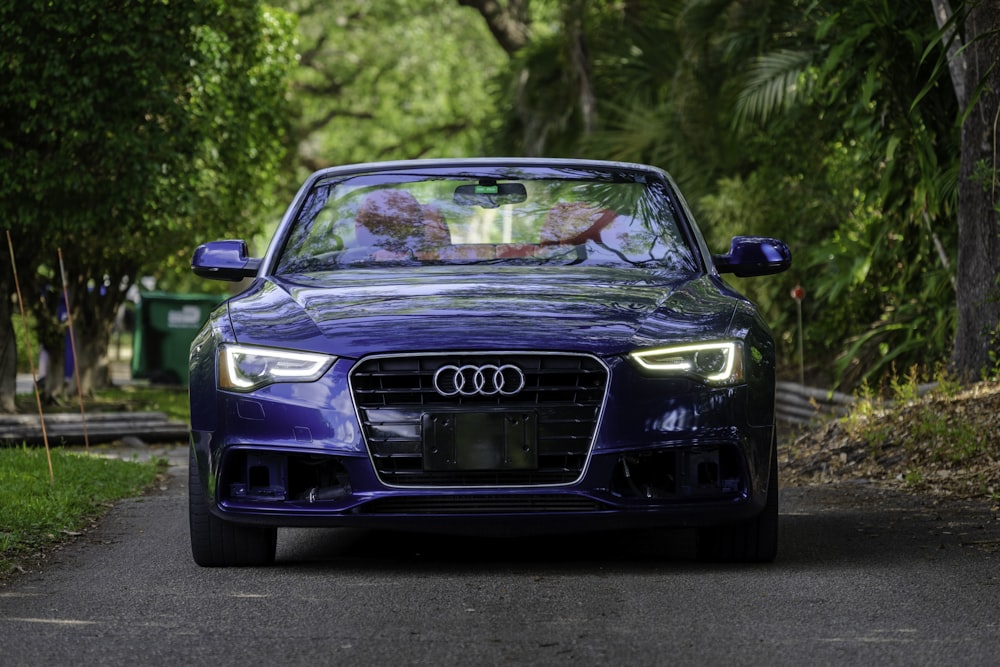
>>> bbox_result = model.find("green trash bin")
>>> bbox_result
[131,292,223,385]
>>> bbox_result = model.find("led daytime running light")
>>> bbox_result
[630,342,742,384]
[220,344,333,391]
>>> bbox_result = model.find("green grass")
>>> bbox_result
[88,384,190,423]
[5,349,188,578]
[0,445,166,578]
[3,384,184,579]
[16,383,190,423]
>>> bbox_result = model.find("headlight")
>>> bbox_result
[219,344,335,392]
[628,341,744,385]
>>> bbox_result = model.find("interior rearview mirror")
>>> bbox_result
[453,182,527,208]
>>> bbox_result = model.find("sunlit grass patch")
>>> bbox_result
[0,446,165,578]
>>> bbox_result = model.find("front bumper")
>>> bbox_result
[190,354,776,536]
[191,424,774,537]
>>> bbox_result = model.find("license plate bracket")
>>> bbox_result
[422,412,538,471]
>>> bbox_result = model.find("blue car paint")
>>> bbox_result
[225,268,737,357]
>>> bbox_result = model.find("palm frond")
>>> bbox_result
[733,48,813,129]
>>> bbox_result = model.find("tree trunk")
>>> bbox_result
[29,283,70,403]
[68,282,119,395]
[457,0,530,56]
[951,1,1000,379]
[930,0,967,108]
[564,0,597,136]
[74,324,113,395]
[0,283,16,414]
[2,229,45,413]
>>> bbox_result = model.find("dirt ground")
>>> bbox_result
[780,380,1000,512]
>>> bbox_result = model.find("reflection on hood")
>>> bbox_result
[227,266,738,358]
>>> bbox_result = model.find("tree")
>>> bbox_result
[949,1,1000,378]
[728,0,962,385]
[748,0,1000,383]
[278,0,505,176]
[457,0,531,55]
[0,0,297,408]
[460,0,986,388]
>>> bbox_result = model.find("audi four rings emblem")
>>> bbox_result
[433,364,526,397]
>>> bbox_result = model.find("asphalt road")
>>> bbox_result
[2,447,999,666]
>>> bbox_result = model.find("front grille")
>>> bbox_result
[351,353,608,487]
[360,494,607,514]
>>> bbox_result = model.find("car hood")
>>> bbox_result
[225,267,739,358]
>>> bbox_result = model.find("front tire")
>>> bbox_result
[189,448,277,567]
[696,433,779,563]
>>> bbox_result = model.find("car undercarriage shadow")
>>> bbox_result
[276,524,701,571]
[270,483,1000,573]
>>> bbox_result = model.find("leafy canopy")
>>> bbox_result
[0,0,297,282]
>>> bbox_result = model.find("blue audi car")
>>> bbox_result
[188,158,791,566]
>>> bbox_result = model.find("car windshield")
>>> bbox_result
[273,167,699,275]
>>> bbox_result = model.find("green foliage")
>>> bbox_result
[11,313,39,375]
[279,0,505,174]
[697,139,851,371]
[1,0,297,391]
[0,447,163,577]
[92,385,191,424]
[902,468,924,486]
[914,410,983,463]
[843,365,984,467]
[567,0,961,389]
[801,0,958,387]
[14,382,190,425]
[1,0,986,395]
[733,48,814,127]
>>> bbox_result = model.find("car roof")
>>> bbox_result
[289,156,683,229]
[303,157,671,181]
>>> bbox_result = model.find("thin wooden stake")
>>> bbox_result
[6,230,54,485]
[58,248,89,452]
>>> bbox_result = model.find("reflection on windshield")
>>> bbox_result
[275,172,697,275]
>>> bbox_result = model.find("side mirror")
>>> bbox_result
[713,236,791,277]
[191,240,261,281]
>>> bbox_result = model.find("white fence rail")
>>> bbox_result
[774,381,855,425]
